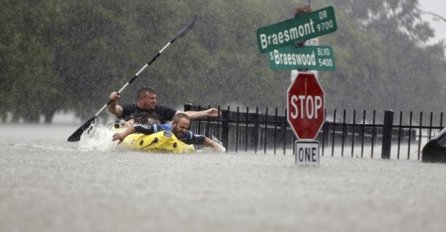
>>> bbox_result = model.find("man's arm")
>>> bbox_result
[112,125,135,144]
[112,124,162,144]
[182,131,225,152]
[108,91,123,117]
[177,108,221,120]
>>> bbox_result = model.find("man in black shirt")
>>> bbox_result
[108,87,220,124]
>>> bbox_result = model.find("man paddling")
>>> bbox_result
[112,112,225,152]
[108,87,220,126]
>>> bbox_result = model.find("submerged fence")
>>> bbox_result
[184,104,444,160]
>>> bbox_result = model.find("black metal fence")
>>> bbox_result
[184,104,444,160]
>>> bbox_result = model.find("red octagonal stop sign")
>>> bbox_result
[287,72,325,140]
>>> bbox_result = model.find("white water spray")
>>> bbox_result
[78,124,118,152]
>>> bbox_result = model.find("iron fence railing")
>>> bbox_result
[184,104,444,160]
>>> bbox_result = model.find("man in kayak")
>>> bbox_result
[112,112,225,152]
[108,87,220,126]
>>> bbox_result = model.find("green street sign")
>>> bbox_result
[256,6,337,53]
[268,45,335,71]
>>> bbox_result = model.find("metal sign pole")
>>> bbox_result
[304,0,310,7]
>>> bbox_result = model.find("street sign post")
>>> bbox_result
[290,38,319,82]
[269,45,335,71]
[256,6,337,53]
[287,72,325,140]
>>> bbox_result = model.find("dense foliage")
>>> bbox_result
[1,0,445,123]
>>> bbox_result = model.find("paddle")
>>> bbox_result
[67,15,197,142]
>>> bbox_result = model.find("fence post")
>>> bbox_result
[381,110,394,159]
[251,108,260,153]
[183,103,193,111]
[221,110,230,152]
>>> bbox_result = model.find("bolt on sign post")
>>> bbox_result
[256,6,337,53]
[287,72,325,165]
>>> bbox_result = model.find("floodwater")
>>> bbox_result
[0,123,445,232]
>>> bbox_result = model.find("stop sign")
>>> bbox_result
[287,72,325,140]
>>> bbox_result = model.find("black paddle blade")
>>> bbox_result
[175,15,197,39]
[67,117,96,142]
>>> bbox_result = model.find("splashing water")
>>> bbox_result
[78,124,118,152]
[200,135,226,153]
[211,135,226,152]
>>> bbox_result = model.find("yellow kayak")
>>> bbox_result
[120,130,195,153]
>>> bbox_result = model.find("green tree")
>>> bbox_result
[320,0,446,112]
[0,0,63,123]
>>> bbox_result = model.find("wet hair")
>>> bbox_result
[172,112,190,123]
[136,86,156,100]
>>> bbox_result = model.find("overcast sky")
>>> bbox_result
[418,0,446,44]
